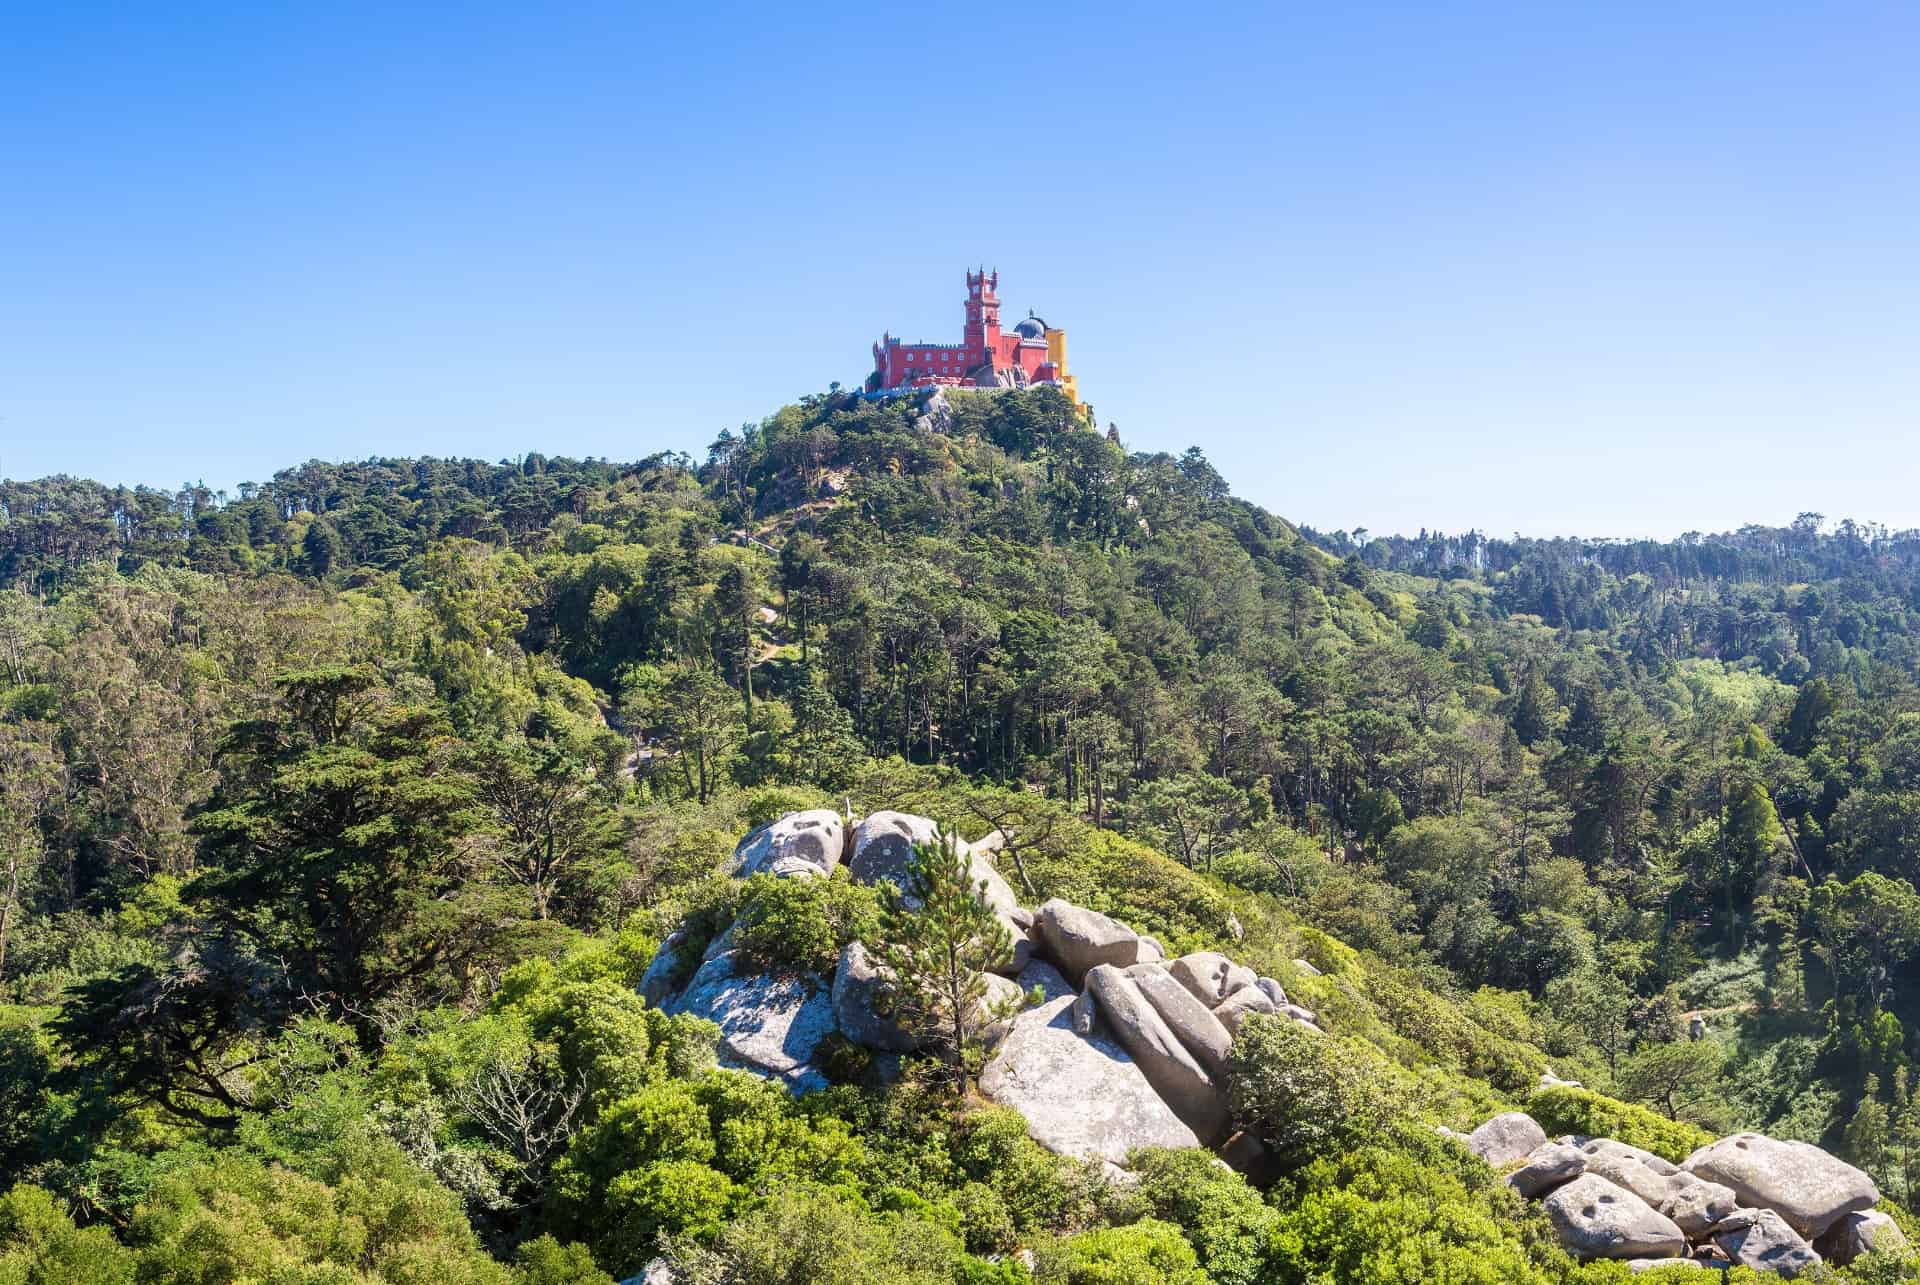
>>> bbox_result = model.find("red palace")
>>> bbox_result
[867,269,1082,408]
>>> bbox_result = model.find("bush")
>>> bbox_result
[1033,1218,1205,1284]
[1524,1086,1714,1163]
[1229,1016,1411,1167]
[743,787,829,828]
[1124,1148,1277,1285]
[0,1183,136,1283]
[667,1185,961,1285]
[732,873,880,975]
[511,1235,613,1285]
[600,1160,735,1265]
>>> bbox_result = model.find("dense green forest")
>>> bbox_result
[4,384,1920,1281]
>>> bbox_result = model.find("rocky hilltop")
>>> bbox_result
[638,808,1909,1279]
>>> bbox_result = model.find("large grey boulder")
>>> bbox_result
[1658,1177,1741,1238]
[979,963,1201,1166]
[667,950,834,1092]
[1542,1174,1688,1260]
[1509,1141,1588,1198]
[973,971,1027,1045]
[1574,1138,1691,1208]
[1468,1112,1549,1167]
[638,930,691,1006]
[1169,952,1258,1006]
[1125,962,1233,1079]
[1683,1133,1879,1239]
[1814,1209,1909,1266]
[731,809,847,879]
[1255,977,1288,1007]
[1213,985,1278,1035]
[849,811,1031,976]
[1037,899,1148,982]
[1711,1208,1821,1278]
[1084,964,1230,1143]
[830,941,914,1053]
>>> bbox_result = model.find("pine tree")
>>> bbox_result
[873,826,1026,1091]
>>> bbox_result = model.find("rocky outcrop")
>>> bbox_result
[1212,985,1278,1035]
[830,941,914,1053]
[849,811,1031,976]
[1658,1177,1741,1239]
[1168,952,1258,1007]
[1509,1141,1587,1198]
[978,962,1200,1166]
[1711,1208,1821,1278]
[1814,1209,1908,1266]
[667,949,834,1091]
[1083,964,1229,1143]
[1255,977,1287,1007]
[1124,962,1233,1079]
[1683,1133,1879,1239]
[1542,1174,1688,1260]
[1467,1112,1548,1167]
[1575,1137,1691,1208]
[638,929,691,1006]
[731,808,846,879]
[1037,900,1150,982]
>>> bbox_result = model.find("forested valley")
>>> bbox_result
[4,384,1920,1281]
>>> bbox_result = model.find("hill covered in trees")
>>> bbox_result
[3,384,1920,1281]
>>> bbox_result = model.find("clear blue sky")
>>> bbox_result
[4,2,1917,539]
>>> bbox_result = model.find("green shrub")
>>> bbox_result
[732,873,880,974]
[511,1235,613,1285]
[1524,1086,1714,1163]
[1229,1016,1412,1167]
[1123,1148,1277,1285]
[0,1183,136,1284]
[1033,1218,1205,1284]
[601,1160,735,1263]
[667,1185,961,1285]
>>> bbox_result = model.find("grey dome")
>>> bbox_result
[1013,315,1048,340]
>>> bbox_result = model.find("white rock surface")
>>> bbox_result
[1711,1207,1821,1278]
[848,811,1031,975]
[1037,899,1148,982]
[1085,963,1229,1142]
[1125,961,1234,1080]
[1468,1112,1549,1167]
[1213,985,1278,1035]
[1169,952,1257,1006]
[979,962,1201,1166]
[731,809,846,878]
[1509,1141,1587,1198]
[830,940,914,1053]
[1574,1137,1691,1208]
[1814,1208,1908,1266]
[1684,1132,1879,1239]
[1542,1173,1688,1260]
[667,949,834,1091]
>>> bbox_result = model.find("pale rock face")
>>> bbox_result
[1710,1207,1822,1278]
[1542,1174,1688,1260]
[1467,1112,1549,1167]
[1212,985,1279,1035]
[1138,934,1167,964]
[1281,1003,1317,1024]
[1291,957,1323,976]
[1814,1208,1909,1266]
[830,940,914,1053]
[1658,1177,1742,1238]
[667,950,834,1092]
[638,930,690,1007]
[1036,899,1147,983]
[1169,952,1257,1007]
[732,809,846,879]
[1683,1132,1879,1239]
[1508,1141,1588,1198]
[848,811,1031,975]
[1573,1137,1690,1209]
[972,971,1027,1045]
[979,969,1201,1166]
[1124,962,1234,1080]
[1255,977,1288,1008]
[1084,963,1230,1142]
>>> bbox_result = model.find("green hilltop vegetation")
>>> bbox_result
[0,384,1919,1279]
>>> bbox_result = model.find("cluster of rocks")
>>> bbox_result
[1464,1112,1904,1275]
[638,808,1319,1174]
